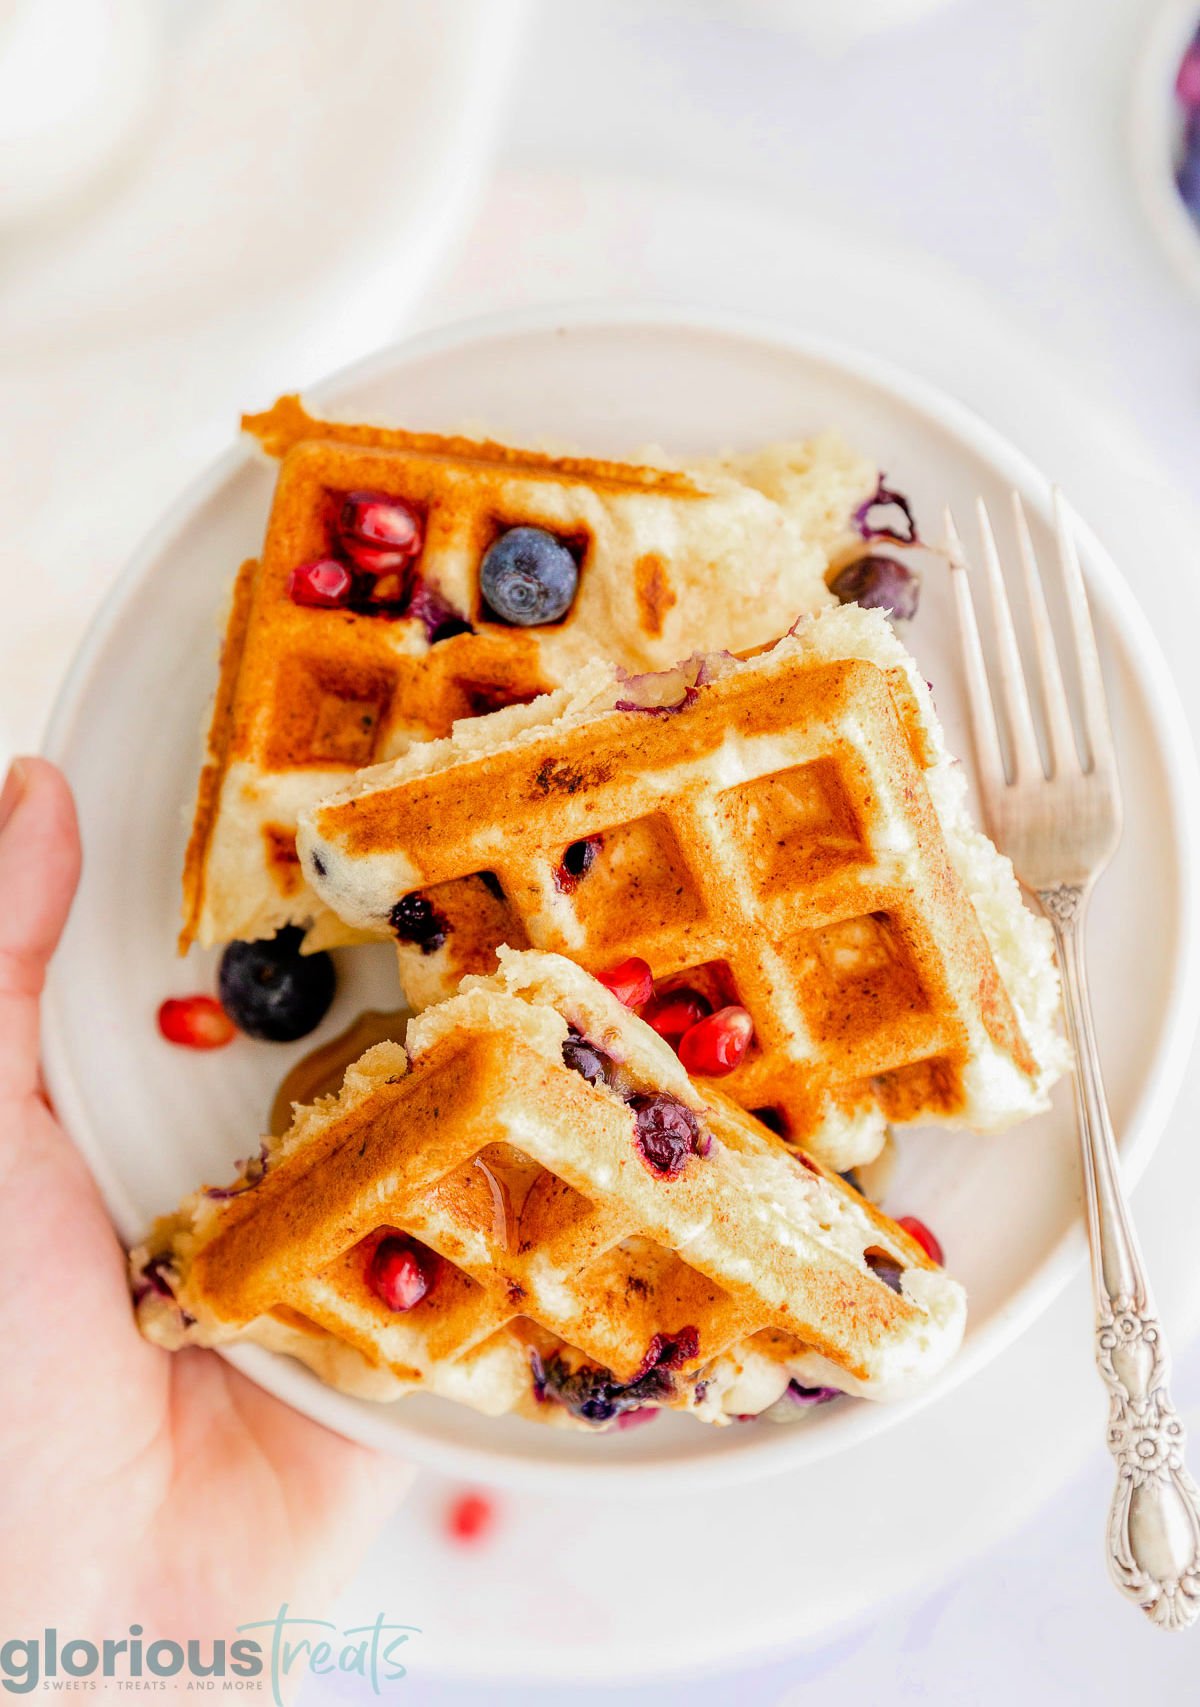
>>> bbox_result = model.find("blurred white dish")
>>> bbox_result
[0,0,160,230]
[42,305,1200,1494]
[1130,0,1200,303]
[695,0,961,52]
[0,0,524,757]
[0,0,522,355]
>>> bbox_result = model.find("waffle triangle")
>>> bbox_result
[182,398,876,952]
[299,608,1065,1169]
[133,951,966,1428]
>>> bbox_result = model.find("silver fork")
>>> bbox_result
[946,490,1200,1630]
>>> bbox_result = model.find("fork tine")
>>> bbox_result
[945,506,1007,799]
[974,496,1044,780]
[1011,492,1079,776]
[1053,488,1116,777]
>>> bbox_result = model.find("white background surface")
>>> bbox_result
[7,0,1200,1701]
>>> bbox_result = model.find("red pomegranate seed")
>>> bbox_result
[897,1215,944,1266]
[157,996,235,1050]
[640,987,712,1042]
[677,1006,753,1076]
[287,558,354,608]
[597,956,654,1009]
[446,1490,495,1544]
[341,538,416,577]
[615,1407,659,1431]
[340,492,422,555]
[367,1235,433,1311]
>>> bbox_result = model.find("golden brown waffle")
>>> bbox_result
[181,397,876,951]
[131,951,966,1427]
[299,608,1064,1170]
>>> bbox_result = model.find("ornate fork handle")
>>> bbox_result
[1041,882,1200,1630]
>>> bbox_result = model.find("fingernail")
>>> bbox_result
[0,758,29,835]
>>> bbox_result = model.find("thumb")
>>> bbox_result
[0,758,81,1101]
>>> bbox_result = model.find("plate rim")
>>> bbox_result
[40,300,1200,1493]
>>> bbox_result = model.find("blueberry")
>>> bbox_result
[828,555,920,621]
[562,1031,613,1085]
[541,1360,636,1424]
[628,1092,702,1177]
[539,1331,689,1427]
[480,527,579,626]
[865,1250,905,1294]
[138,1253,178,1299]
[751,1106,788,1137]
[1179,131,1200,219]
[562,837,599,879]
[554,835,601,894]
[389,892,448,954]
[786,1381,841,1406]
[218,927,335,1043]
[408,581,474,644]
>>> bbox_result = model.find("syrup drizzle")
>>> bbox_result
[269,1007,409,1136]
[472,1155,512,1252]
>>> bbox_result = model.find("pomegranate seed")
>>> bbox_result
[554,836,601,894]
[157,996,235,1050]
[341,538,416,578]
[897,1215,944,1266]
[287,558,354,608]
[677,1006,753,1075]
[340,491,422,555]
[1178,44,1200,108]
[367,1235,434,1311]
[597,956,654,1008]
[446,1490,495,1544]
[640,987,711,1042]
[615,1407,659,1431]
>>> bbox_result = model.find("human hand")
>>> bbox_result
[0,758,411,1644]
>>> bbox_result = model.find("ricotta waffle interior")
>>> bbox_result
[132,951,966,1428]
[181,397,877,952]
[299,608,1065,1170]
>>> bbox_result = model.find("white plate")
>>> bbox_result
[42,306,1200,1497]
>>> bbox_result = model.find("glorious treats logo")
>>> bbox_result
[0,1607,419,1698]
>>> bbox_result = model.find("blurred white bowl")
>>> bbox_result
[1131,0,1200,302]
[697,0,960,52]
[0,0,160,230]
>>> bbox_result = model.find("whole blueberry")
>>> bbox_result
[218,927,336,1042]
[828,554,920,621]
[480,527,579,626]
